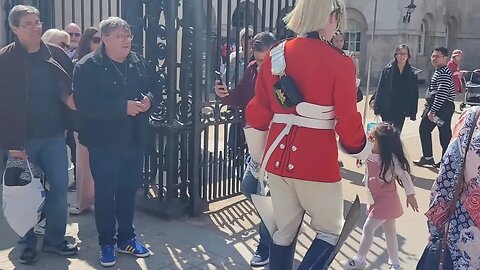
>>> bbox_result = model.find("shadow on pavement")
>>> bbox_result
[0,189,249,270]
[341,165,438,192]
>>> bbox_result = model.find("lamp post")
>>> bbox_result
[403,0,417,23]
[363,0,378,124]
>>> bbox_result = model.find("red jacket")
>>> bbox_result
[246,37,366,182]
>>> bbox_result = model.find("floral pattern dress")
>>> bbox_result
[425,107,480,269]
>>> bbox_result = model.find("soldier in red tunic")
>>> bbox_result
[245,0,371,269]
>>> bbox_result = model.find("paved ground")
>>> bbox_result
[0,97,467,270]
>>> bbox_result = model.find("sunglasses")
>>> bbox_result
[68,32,81,38]
[92,36,101,44]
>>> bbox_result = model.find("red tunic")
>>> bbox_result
[246,37,366,183]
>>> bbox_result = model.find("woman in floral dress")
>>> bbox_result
[425,106,480,269]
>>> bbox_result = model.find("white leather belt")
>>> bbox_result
[258,113,335,195]
[271,114,335,130]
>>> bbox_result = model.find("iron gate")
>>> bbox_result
[2,0,296,217]
[154,0,297,216]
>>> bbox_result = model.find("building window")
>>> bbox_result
[344,19,361,52]
[418,22,425,55]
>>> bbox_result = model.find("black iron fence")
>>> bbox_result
[2,0,295,217]
[175,0,296,216]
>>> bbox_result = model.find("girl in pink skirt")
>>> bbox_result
[342,123,419,270]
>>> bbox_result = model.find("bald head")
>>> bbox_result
[65,23,82,49]
[65,23,80,32]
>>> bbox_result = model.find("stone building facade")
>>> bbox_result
[2,0,479,84]
[205,0,480,84]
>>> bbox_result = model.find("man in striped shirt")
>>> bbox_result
[414,47,456,167]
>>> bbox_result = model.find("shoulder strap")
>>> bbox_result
[448,108,480,214]
[439,108,480,269]
[270,40,287,77]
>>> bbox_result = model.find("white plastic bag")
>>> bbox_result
[2,160,45,237]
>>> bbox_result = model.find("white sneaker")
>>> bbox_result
[389,264,401,270]
[341,258,366,270]
[34,218,46,235]
[69,206,93,215]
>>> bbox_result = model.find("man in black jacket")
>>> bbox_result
[73,17,154,267]
[0,5,78,264]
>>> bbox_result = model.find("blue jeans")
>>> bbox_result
[19,134,70,248]
[88,145,144,246]
[241,168,272,248]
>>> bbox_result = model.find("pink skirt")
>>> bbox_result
[368,192,403,219]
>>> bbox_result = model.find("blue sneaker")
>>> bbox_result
[117,238,150,258]
[100,245,116,267]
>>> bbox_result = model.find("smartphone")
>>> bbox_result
[214,71,223,85]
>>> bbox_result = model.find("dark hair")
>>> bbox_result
[75,27,99,60]
[252,32,276,52]
[433,47,449,57]
[373,123,410,186]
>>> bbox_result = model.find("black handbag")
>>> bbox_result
[273,75,303,108]
[416,236,453,270]
[356,87,363,103]
[416,108,480,270]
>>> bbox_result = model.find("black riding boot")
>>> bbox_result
[296,238,335,270]
[268,240,297,270]
[268,215,305,270]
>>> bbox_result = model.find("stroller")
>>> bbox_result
[459,69,480,111]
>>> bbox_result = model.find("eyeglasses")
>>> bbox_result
[115,34,133,41]
[68,32,81,38]
[19,21,42,30]
[431,55,447,59]
[92,36,101,44]
[105,33,133,41]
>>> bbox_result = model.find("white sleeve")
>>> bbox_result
[393,157,415,196]
[338,141,373,160]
